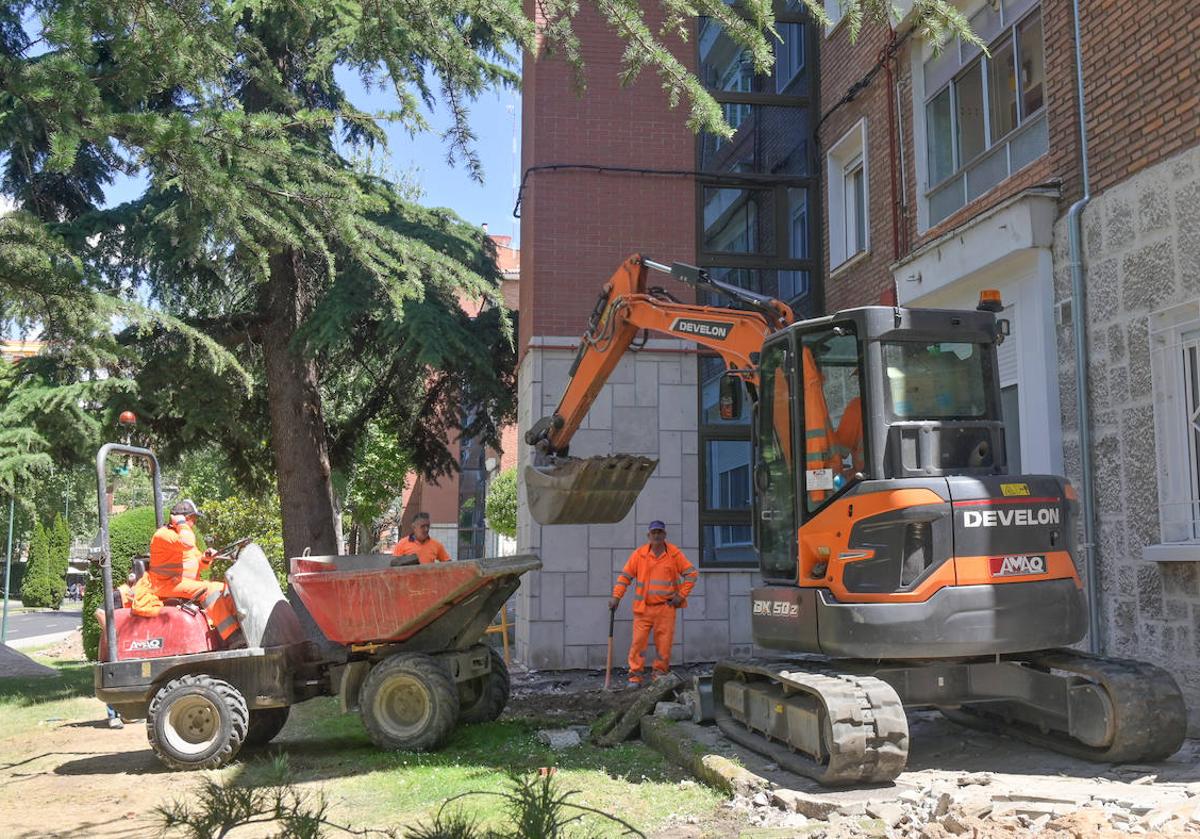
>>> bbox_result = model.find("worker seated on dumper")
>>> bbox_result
[131,499,243,646]
[391,511,451,565]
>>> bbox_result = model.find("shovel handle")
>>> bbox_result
[608,603,616,637]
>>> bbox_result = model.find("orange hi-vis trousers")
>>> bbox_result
[628,603,677,681]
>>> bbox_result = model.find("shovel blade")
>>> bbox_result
[524,455,658,525]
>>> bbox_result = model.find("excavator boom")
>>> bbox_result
[524,255,793,525]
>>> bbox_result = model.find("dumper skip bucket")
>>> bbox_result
[524,455,658,525]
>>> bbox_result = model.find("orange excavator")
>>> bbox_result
[525,254,1187,785]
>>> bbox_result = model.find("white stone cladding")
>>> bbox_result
[516,338,758,670]
[1052,143,1200,735]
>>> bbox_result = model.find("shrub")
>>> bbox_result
[83,506,159,660]
[201,495,285,584]
[19,520,59,608]
[485,467,517,540]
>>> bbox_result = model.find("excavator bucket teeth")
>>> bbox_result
[524,455,658,525]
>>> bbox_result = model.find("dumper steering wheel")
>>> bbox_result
[211,536,252,561]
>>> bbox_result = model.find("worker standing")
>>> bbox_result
[131,500,241,644]
[391,512,451,564]
[608,521,698,687]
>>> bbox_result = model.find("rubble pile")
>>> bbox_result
[717,771,1200,837]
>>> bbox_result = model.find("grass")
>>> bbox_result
[0,659,725,837]
[0,659,97,748]
[232,698,724,836]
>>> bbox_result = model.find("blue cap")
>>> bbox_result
[648,520,666,532]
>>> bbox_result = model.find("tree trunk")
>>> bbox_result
[262,249,340,558]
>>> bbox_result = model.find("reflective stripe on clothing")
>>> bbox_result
[611,541,698,614]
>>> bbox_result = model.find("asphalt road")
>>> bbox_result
[1,606,82,641]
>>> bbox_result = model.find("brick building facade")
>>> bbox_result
[819,0,1200,731]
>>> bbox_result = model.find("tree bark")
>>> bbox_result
[262,249,340,558]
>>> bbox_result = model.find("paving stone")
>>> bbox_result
[536,728,582,749]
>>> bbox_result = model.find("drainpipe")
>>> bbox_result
[1067,0,1099,654]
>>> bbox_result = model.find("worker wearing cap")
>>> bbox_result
[609,521,698,686]
[392,512,451,564]
[131,499,240,643]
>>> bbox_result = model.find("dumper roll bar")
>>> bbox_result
[95,444,163,663]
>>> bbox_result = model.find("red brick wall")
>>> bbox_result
[520,2,696,353]
[1074,5,1200,198]
[823,0,1200,317]
[818,20,901,313]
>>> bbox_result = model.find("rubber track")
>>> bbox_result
[942,649,1187,763]
[714,658,909,786]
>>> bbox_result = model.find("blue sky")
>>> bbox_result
[102,78,523,246]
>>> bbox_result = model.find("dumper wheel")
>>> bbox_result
[243,707,291,748]
[361,653,459,752]
[147,674,248,771]
[459,647,511,724]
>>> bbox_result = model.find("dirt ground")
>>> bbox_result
[4,646,1199,839]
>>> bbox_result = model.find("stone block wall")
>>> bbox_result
[516,341,758,670]
[1053,143,1200,733]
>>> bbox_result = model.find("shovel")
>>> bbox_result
[604,602,616,691]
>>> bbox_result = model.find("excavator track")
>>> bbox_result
[713,658,909,786]
[940,649,1187,764]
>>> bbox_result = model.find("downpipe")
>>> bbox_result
[1068,0,1100,654]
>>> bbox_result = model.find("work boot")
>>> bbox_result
[627,674,643,689]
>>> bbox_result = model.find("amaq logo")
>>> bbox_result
[990,554,1047,576]
[963,507,1060,527]
[670,318,734,341]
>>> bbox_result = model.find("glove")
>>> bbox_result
[608,596,619,611]
[668,595,684,607]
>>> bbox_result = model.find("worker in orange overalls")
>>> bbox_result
[608,521,698,687]
[131,499,241,644]
[392,512,451,564]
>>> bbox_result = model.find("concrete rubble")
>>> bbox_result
[647,709,1200,838]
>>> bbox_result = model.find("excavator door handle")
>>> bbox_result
[754,461,771,493]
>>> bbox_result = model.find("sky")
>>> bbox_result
[102,75,524,247]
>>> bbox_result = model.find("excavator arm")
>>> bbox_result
[524,254,794,525]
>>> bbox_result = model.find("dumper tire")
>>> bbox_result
[459,647,511,724]
[243,706,291,748]
[361,653,459,752]
[147,674,249,771]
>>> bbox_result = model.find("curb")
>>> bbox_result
[639,715,770,797]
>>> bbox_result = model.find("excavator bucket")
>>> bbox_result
[524,455,658,525]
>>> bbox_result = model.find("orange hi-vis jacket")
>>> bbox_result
[148,520,209,581]
[612,542,699,614]
[392,535,451,564]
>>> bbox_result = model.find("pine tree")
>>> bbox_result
[49,513,70,606]
[0,1,977,556]
[19,520,54,608]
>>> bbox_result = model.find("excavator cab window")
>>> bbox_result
[800,325,865,515]
[755,340,799,582]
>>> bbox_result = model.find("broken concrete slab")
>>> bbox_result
[864,800,905,827]
[769,789,842,820]
[535,728,582,750]
[596,671,681,746]
[654,701,692,720]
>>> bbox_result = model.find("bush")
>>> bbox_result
[83,506,159,661]
[485,467,517,539]
[202,495,285,585]
[19,520,60,608]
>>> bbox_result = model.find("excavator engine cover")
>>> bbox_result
[525,455,658,525]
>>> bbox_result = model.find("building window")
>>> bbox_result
[923,5,1047,226]
[1151,308,1200,543]
[775,23,805,92]
[697,2,817,569]
[827,120,868,270]
[824,0,844,29]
